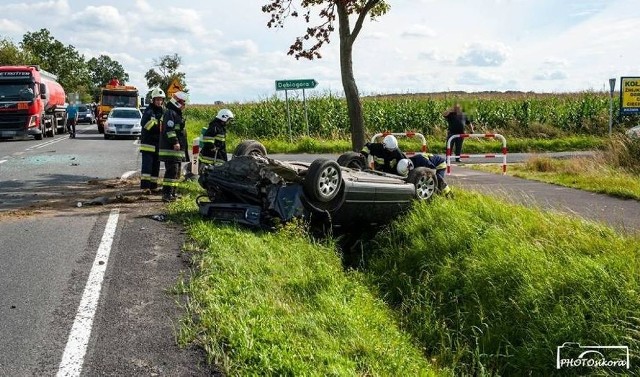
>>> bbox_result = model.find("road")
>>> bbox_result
[0,125,211,376]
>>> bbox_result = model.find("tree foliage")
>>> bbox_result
[20,28,91,96]
[143,53,187,99]
[87,55,130,100]
[262,0,389,150]
[0,38,37,66]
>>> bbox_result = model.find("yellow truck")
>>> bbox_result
[96,84,139,134]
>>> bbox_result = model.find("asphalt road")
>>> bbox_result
[0,126,212,376]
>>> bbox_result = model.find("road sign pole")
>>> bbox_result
[285,90,292,142]
[303,89,309,136]
[609,78,616,136]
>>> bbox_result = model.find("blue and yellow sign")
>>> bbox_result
[620,77,640,115]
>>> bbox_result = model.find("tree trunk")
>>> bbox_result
[337,4,366,152]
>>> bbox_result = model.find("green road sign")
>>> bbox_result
[275,79,318,91]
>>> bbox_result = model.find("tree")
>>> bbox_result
[87,55,130,100]
[20,28,91,98]
[263,0,389,151]
[144,53,187,99]
[0,38,37,66]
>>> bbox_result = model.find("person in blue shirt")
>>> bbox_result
[65,102,79,138]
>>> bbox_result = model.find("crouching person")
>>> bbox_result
[397,153,452,196]
[198,109,234,174]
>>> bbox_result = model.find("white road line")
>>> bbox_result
[121,170,138,180]
[0,160,6,164]
[26,136,67,150]
[56,209,120,377]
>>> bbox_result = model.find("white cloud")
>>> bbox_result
[456,41,510,67]
[401,24,436,38]
[533,71,568,81]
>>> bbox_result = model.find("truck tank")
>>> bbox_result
[41,76,66,112]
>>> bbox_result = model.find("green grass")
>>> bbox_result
[166,175,639,375]
[363,191,640,375]
[168,185,441,376]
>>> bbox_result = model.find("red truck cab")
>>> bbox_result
[0,65,66,140]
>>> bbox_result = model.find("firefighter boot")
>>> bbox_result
[162,187,175,203]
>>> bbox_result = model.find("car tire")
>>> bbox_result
[104,134,110,140]
[98,124,104,134]
[337,152,366,170]
[233,140,267,157]
[407,167,438,200]
[304,158,342,203]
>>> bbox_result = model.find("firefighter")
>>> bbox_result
[397,153,452,196]
[198,109,234,173]
[360,135,406,174]
[139,87,165,194]
[159,91,188,202]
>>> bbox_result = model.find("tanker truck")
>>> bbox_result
[0,65,67,140]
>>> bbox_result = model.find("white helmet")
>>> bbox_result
[216,109,234,123]
[150,87,165,99]
[383,135,398,151]
[397,158,414,176]
[170,91,188,109]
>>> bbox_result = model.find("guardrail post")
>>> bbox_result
[446,133,508,175]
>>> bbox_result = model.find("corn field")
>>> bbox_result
[186,91,639,139]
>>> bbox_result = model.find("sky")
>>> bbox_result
[1,0,639,104]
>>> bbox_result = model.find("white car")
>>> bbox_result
[626,125,640,138]
[104,107,142,139]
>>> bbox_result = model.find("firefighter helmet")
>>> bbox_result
[383,135,398,151]
[397,158,414,176]
[150,87,165,99]
[216,109,234,123]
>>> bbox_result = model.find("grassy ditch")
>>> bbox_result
[470,135,640,200]
[168,182,639,375]
[169,186,440,376]
[363,191,640,375]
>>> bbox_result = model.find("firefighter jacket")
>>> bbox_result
[139,103,164,153]
[410,153,447,171]
[159,102,186,162]
[199,118,227,166]
[361,142,406,174]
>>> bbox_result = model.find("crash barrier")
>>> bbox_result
[370,131,427,169]
[446,133,507,175]
[191,137,200,175]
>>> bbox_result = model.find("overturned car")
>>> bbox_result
[197,147,438,231]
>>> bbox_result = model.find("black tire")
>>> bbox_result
[104,134,110,140]
[303,158,342,203]
[98,123,104,134]
[337,152,366,170]
[35,132,43,140]
[407,167,438,200]
[233,140,267,157]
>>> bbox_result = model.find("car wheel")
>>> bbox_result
[304,158,342,202]
[337,152,366,170]
[98,124,104,134]
[407,167,437,200]
[104,134,110,140]
[233,140,267,157]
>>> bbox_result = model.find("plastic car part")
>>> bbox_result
[303,159,342,202]
[337,152,366,170]
[407,167,437,200]
[233,140,267,157]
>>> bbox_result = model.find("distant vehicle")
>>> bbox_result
[76,104,94,124]
[103,107,142,139]
[97,84,139,134]
[0,65,67,140]
[626,125,640,138]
